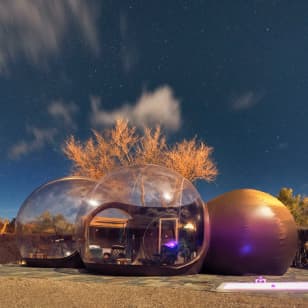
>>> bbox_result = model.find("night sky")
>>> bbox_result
[1,1,308,218]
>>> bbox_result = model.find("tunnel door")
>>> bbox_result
[158,218,178,254]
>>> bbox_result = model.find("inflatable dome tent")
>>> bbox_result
[16,165,210,275]
[202,189,298,275]
[16,166,297,276]
[75,164,209,275]
[15,177,97,267]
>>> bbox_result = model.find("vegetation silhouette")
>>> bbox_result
[277,188,308,227]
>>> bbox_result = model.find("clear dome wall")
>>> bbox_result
[76,165,208,269]
[77,165,202,213]
[16,177,97,260]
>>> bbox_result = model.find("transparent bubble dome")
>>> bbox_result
[83,164,201,209]
[16,177,97,259]
[76,165,208,269]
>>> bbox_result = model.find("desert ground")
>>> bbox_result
[0,235,307,308]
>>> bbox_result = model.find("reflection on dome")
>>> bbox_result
[16,177,97,261]
[82,165,201,208]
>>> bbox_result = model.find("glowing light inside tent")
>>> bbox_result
[239,244,253,255]
[218,282,308,291]
[184,222,196,231]
[163,192,172,201]
[65,251,72,257]
[164,240,178,248]
[88,199,100,207]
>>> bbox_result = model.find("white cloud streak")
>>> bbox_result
[90,86,181,131]
[0,0,100,72]
[8,126,57,160]
[231,91,264,110]
[120,12,138,73]
[48,100,78,128]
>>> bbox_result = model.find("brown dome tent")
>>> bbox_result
[202,189,298,275]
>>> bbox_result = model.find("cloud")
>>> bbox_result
[119,12,138,73]
[90,86,181,131]
[8,126,57,160]
[0,0,100,72]
[48,100,78,128]
[231,91,264,110]
[9,99,78,159]
[277,142,288,150]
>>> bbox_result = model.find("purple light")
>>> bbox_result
[164,240,178,248]
[217,282,308,291]
[240,244,252,256]
[255,276,266,283]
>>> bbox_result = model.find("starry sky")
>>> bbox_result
[0,0,308,218]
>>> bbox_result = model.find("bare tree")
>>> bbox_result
[63,119,218,183]
[135,125,167,166]
[63,119,138,179]
[164,138,217,183]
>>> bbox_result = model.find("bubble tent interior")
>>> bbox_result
[16,165,210,275]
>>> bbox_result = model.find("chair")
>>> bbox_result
[110,245,126,261]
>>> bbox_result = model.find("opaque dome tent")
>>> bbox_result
[75,164,209,275]
[202,189,298,275]
[15,177,97,267]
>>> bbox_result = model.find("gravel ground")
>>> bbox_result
[0,236,307,307]
[0,277,307,308]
